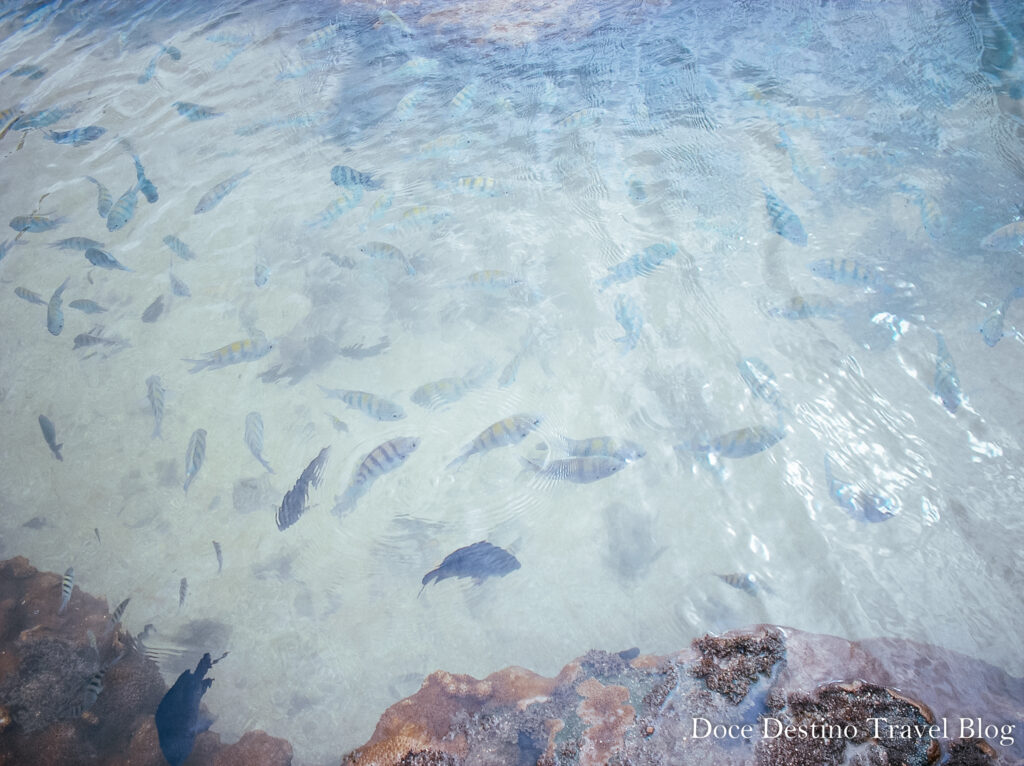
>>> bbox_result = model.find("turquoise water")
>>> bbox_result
[1,0,1024,762]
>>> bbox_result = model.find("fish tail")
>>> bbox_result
[331,487,360,518]
[445,453,469,471]
[183,358,209,373]
[259,456,274,474]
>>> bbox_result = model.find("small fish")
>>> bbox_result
[106,184,139,232]
[10,214,66,232]
[142,295,165,323]
[899,183,946,239]
[737,357,785,411]
[447,414,542,470]
[276,446,330,531]
[73,327,125,351]
[178,578,188,609]
[183,428,207,493]
[331,165,381,189]
[613,293,643,353]
[305,188,363,228]
[626,175,646,202]
[85,247,131,270]
[359,241,414,274]
[58,566,74,614]
[980,220,1024,251]
[244,412,273,473]
[84,176,113,218]
[979,286,1024,347]
[94,528,101,543]
[146,375,165,438]
[410,365,492,410]
[374,9,413,35]
[338,337,390,359]
[809,258,890,292]
[682,425,786,459]
[449,82,477,114]
[254,262,270,287]
[47,277,71,336]
[451,176,498,196]
[9,64,46,79]
[761,183,807,246]
[163,234,196,261]
[51,237,104,252]
[66,654,124,718]
[134,155,158,203]
[0,238,24,262]
[465,270,523,290]
[327,413,348,432]
[184,333,272,373]
[301,21,344,49]
[173,101,222,121]
[12,106,75,130]
[522,455,627,484]
[766,294,840,320]
[194,168,250,214]
[45,126,106,146]
[419,541,520,595]
[104,596,130,637]
[213,541,223,573]
[318,386,405,420]
[155,653,221,766]
[15,286,46,305]
[332,437,420,517]
[596,243,678,291]
[169,269,192,297]
[824,453,896,523]
[394,87,426,121]
[934,332,962,413]
[716,573,772,597]
[557,436,646,462]
[368,192,393,220]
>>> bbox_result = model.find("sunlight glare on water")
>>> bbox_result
[1,0,1023,762]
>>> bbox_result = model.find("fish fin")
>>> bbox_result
[183,358,209,373]
[445,453,468,471]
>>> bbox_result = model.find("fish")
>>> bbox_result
[142,295,165,322]
[301,21,344,49]
[276,446,330,531]
[451,176,499,196]
[626,175,646,202]
[899,183,946,239]
[51,237,104,252]
[419,541,520,595]
[613,293,643,353]
[244,412,273,473]
[447,414,542,470]
[184,333,273,373]
[824,453,896,523]
[368,192,394,221]
[73,326,127,352]
[410,364,492,410]
[106,184,139,231]
[0,238,24,262]
[146,375,165,438]
[934,332,962,413]
[556,436,646,463]
[332,437,420,518]
[183,429,207,493]
[194,169,250,214]
[58,566,74,614]
[737,357,785,412]
[94,528,101,543]
[327,413,348,432]
[681,425,786,459]
[716,573,772,597]
[331,165,381,189]
[465,270,524,290]
[374,9,413,34]
[163,235,196,261]
[449,82,477,114]
[761,183,807,246]
[596,243,678,291]
[395,87,426,120]
[134,155,158,203]
[179,578,188,609]
[65,653,124,718]
[305,188,363,227]
[318,386,405,420]
[85,247,131,270]
[84,176,112,218]
[338,337,390,359]
[521,455,627,484]
[10,214,66,232]
[155,653,222,766]
[9,64,46,79]
[12,106,76,130]
[766,294,840,320]
[173,101,222,121]
[809,258,891,292]
[47,277,71,336]
[213,541,223,573]
[104,597,130,637]
[980,220,1024,251]
[254,263,269,287]
[169,269,192,297]
[15,286,46,305]
[979,286,1024,347]
[359,241,415,274]
[45,126,106,146]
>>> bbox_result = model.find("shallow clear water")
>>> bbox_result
[2,0,1024,762]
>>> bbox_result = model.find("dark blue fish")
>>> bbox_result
[824,453,895,523]
[10,214,66,232]
[419,541,520,595]
[155,653,224,766]
[173,101,222,121]
[106,184,140,232]
[12,106,75,130]
[85,247,131,271]
[84,176,113,218]
[761,183,807,246]
[277,446,330,531]
[45,126,106,146]
[134,155,159,203]
[330,165,381,189]
[39,414,63,461]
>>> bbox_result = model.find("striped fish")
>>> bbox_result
[244,411,273,473]
[194,168,251,214]
[103,597,130,637]
[184,333,273,373]
[359,241,414,274]
[737,357,785,412]
[395,87,426,120]
[318,386,405,420]
[51,237,104,252]
[368,192,394,221]
[809,258,890,292]
[761,184,807,246]
[410,364,492,410]
[447,414,543,470]
[452,176,498,196]
[178,578,188,609]
[558,436,645,463]
[173,101,222,121]
[85,247,131,271]
[47,277,71,336]
[934,332,962,413]
[465,270,523,290]
[331,165,380,189]
[824,453,895,523]
[183,428,207,493]
[277,446,330,531]
[146,375,165,438]
[900,183,946,239]
[683,425,786,459]
[106,184,139,232]
[596,243,678,291]
[65,655,123,718]
[134,155,158,203]
[716,573,772,597]
[980,286,1024,347]
[69,299,106,314]
[522,455,626,484]
[10,214,66,232]
[58,566,74,614]
[84,176,112,218]
[981,220,1024,252]
[449,81,477,114]
[46,126,106,146]
[15,287,46,305]
[163,234,196,261]
[332,436,420,518]
[305,187,363,227]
